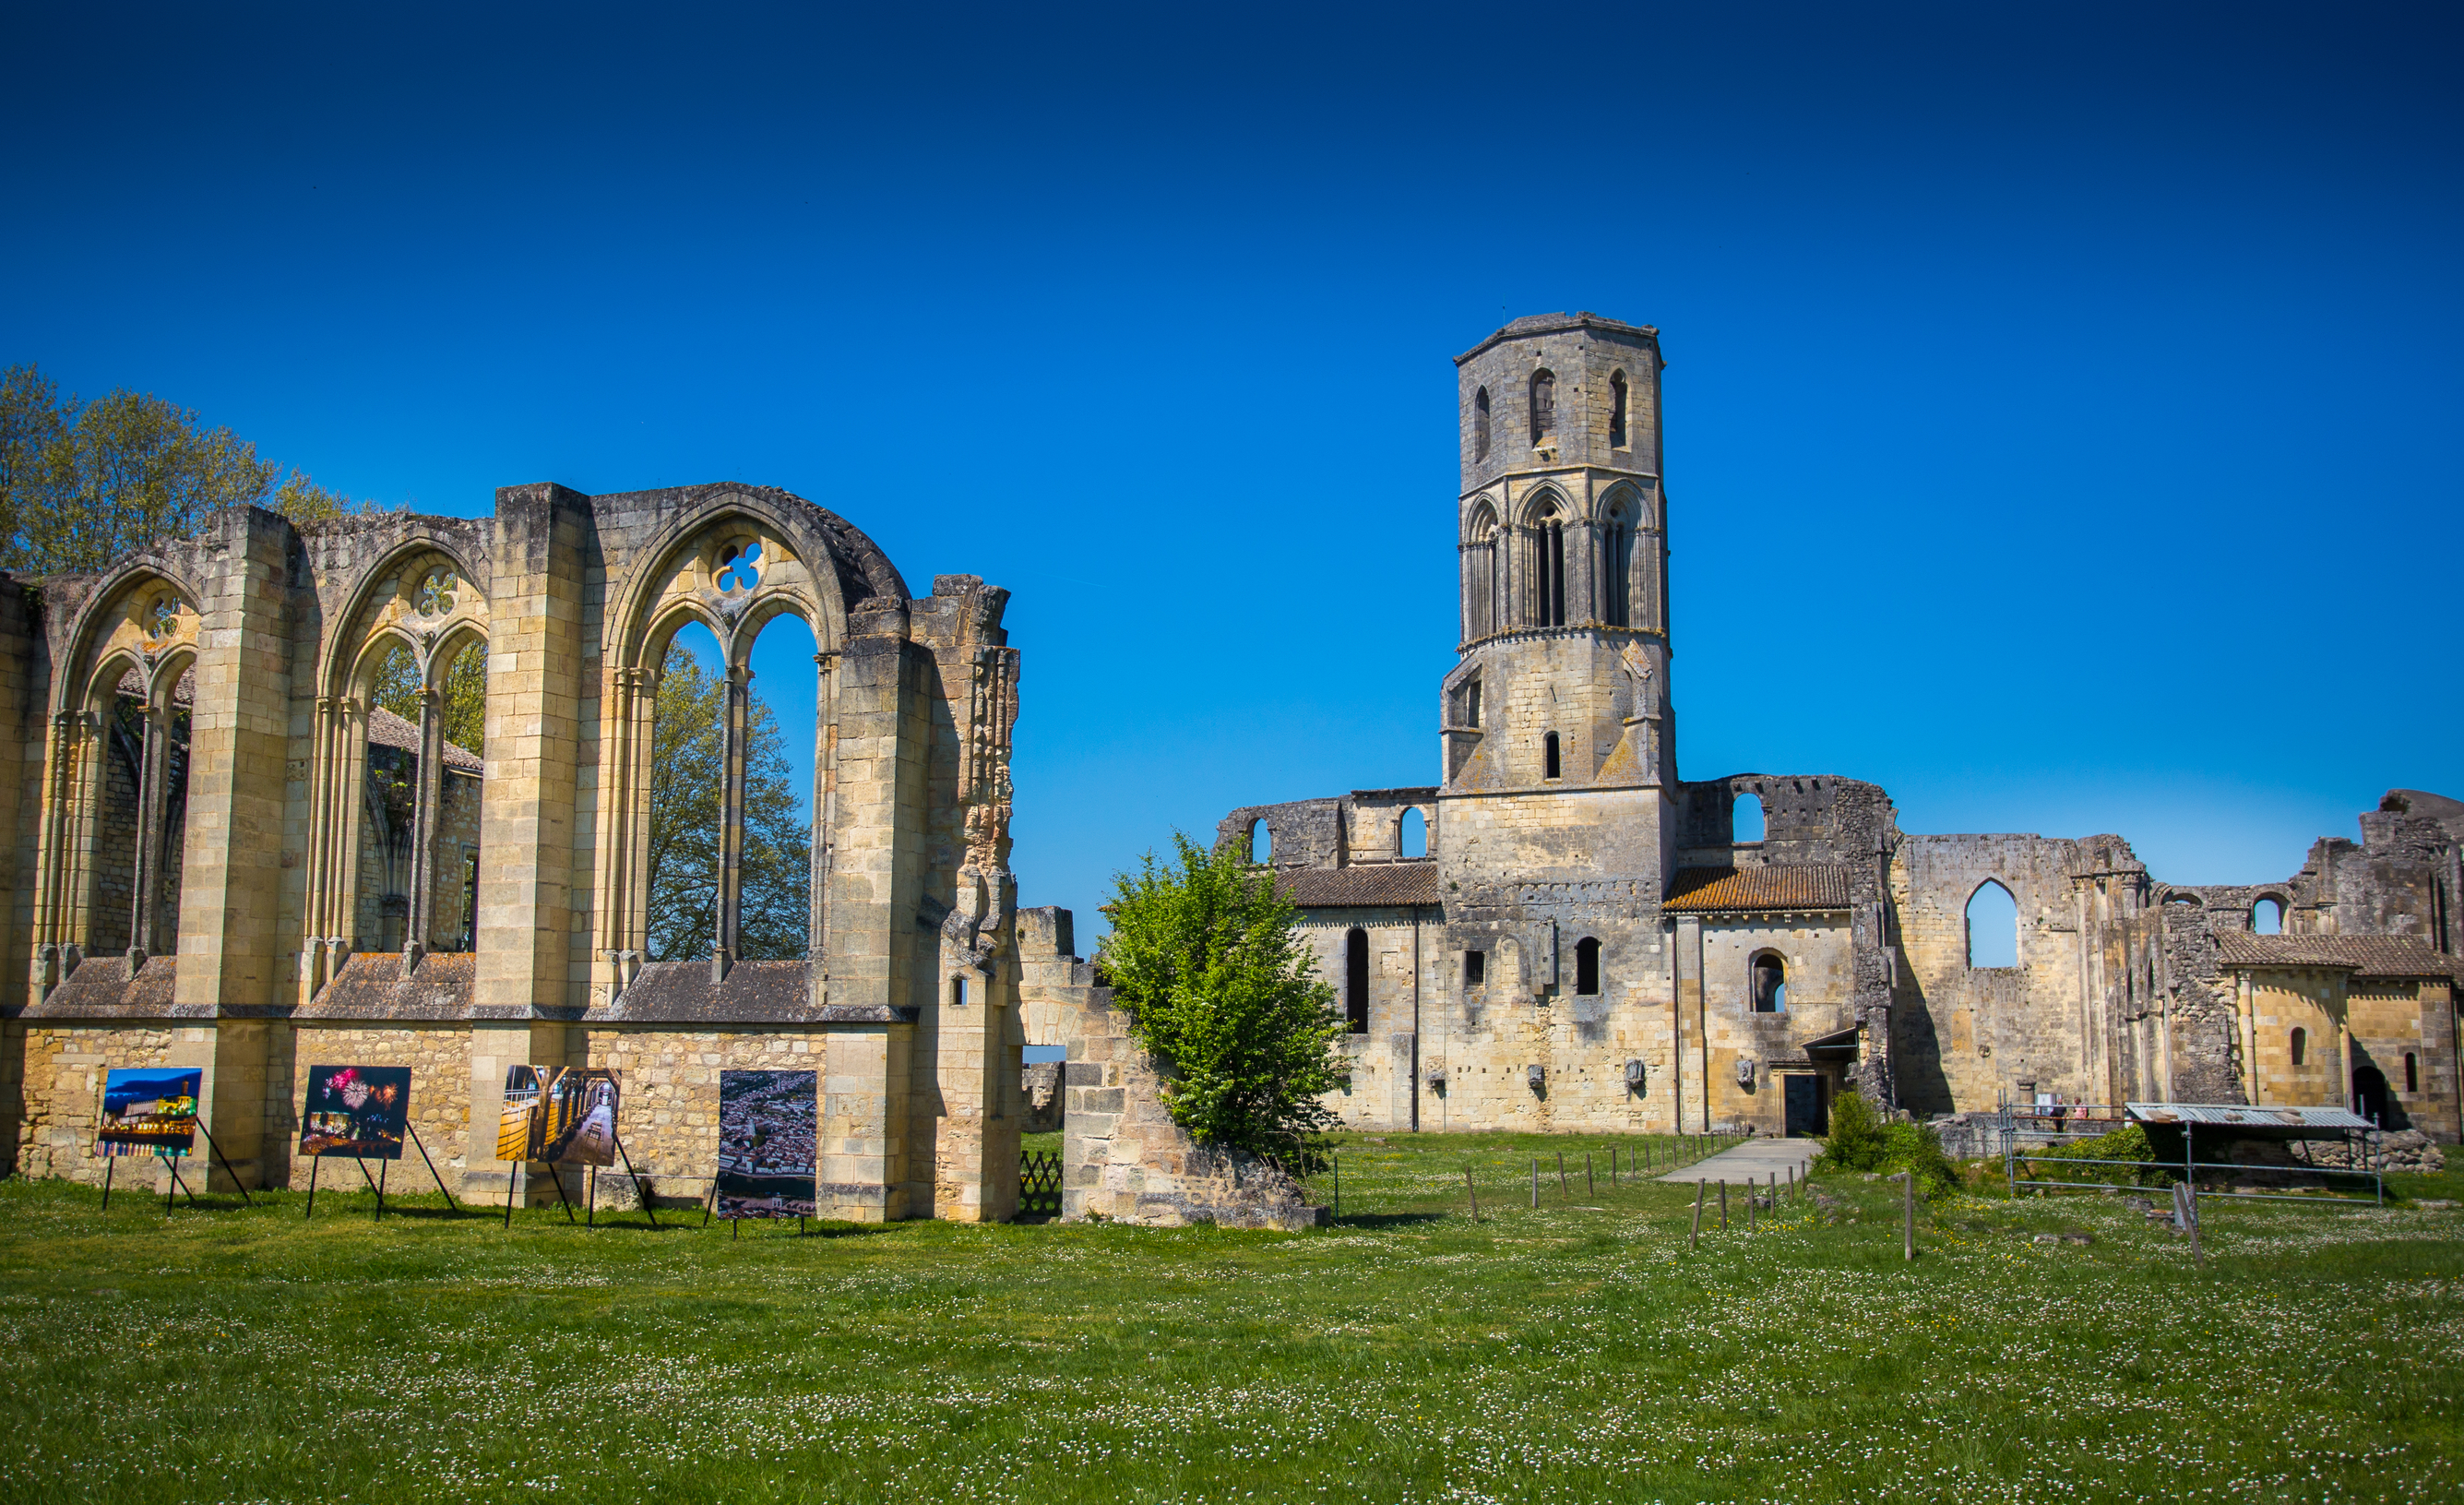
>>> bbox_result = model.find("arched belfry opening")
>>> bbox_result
[1528,496,1567,627]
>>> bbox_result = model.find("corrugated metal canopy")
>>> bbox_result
[2127,1102,2374,1131]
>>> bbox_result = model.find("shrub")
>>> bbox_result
[1818,1092,1960,1197]
[2018,1123,2170,1188]
[1095,832,1351,1156]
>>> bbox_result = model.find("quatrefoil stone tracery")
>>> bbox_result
[414,568,458,617]
[714,540,762,594]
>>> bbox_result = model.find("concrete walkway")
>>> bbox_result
[1657,1136,1822,1186]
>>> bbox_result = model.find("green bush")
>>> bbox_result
[1095,832,1351,1156]
[1817,1093,1960,1197]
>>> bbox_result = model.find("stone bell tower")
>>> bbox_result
[1436,312,1675,990]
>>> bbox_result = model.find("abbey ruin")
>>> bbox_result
[1,484,1027,1218]
[1041,313,2461,1186]
[2,313,2454,1225]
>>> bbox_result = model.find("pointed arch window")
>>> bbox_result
[1601,495,1637,627]
[1465,505,1500,641]
[1473,387,1492,461]
[1530,369,1556,443]
[1965,879,2018,968]
[1609,370,1629,448]
[1530,500,1567,627]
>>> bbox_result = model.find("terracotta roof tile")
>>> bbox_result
[1662,865,1852,914]
[1276,863,1442,908]
[2213,932,2461,979]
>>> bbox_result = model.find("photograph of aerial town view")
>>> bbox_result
[495,1067,621,1166]
[715,1069,816,1219]
[296,1066,411,1159]
[92,1068,201,1157]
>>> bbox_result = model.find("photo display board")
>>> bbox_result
[494,1066,619,1166]
[715,1069,817,1219]
[298,1066,411,1159]
[95,1068,202,1157]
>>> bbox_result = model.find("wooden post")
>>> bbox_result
[1530,1158,1539,1209]
[1690,1180,1705,1250]
[1586,1153,1595,1198]
[1464,1167,1479,1222]
[1557,1152,1568,1199]
[1899,1171,1914,1261]
[1719,1178,1728,1230]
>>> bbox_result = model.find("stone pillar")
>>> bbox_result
[473,484,590,1021]
[172,506,300,1189]
[1676,913,1706,1133]
[402,685,445,968]
[712,663,749,982]
[126,697,170,966]
[820,1024,909,1222]
[821,600,923,1218]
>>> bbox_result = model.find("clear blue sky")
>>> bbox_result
[6,5,2458,936]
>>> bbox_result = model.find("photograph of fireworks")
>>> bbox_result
[297,1066,411,1159]
[715,1069,817,1219]
[94,1067,202,1157]
[494,1066,620,1165]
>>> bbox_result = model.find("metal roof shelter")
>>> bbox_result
[2126,1103,2375,1137]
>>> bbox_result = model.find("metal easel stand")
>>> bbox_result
[191,1121,255,1207]
[304,1154,321,1219]
[350,1155,388,1220]
[101,1156,116,1212]
[160,1152,200,1213]
[612,1135,659,1228]
[405,1123,461,1214]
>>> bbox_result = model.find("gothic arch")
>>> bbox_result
[315,535,488,699]
[593,489,900,986]
[33,567,205,991]
[300,542,495,994]
[50,560,203,717]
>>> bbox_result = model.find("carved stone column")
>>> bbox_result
[125,694,172,968]
[402,685,445,972]
[712,663,751,982]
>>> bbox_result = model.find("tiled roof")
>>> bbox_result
[365,706,484,773]
[1661,865,1853,914]
[2212,932,2462,979]
[1277,862,1442,908]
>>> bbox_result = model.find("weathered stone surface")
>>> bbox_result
[0,484,1025,1220]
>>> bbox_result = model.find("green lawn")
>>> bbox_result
[3,1132,2458,1504]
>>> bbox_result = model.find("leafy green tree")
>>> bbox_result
[365,636,486,761]
[644,643,811,962]
[0,363,384,574]
[1095,832,1351,1155]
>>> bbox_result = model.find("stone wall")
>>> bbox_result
[286,1023,473,1195]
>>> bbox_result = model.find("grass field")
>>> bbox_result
[3,1131,2459,1505]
